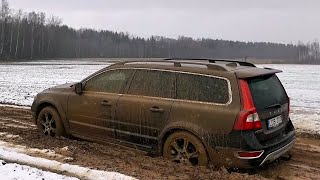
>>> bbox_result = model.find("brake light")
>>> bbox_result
[237,150,264,159]
[233,80,262,131]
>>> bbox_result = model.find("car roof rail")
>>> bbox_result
[112,60,228,71]
[163,58,256,67]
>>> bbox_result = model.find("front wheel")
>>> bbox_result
[163,131,208,166]
[37,106,65,137]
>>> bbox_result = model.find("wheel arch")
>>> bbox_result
[35,100,70,134]
[159,121,212,157]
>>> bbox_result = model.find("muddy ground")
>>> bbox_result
[0,106,319,180]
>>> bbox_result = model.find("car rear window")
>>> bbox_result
[247,74,288,110]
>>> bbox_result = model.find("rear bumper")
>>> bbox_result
[207,119,295,168]
[242,129,295,167]
[259,139,294,166]
[208,134,295,168]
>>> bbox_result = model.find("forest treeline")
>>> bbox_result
[0,0,319,63]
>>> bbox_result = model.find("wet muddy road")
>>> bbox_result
[0,106,319,180]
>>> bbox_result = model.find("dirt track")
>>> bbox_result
[0,106,319,180]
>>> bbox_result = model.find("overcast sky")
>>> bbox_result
[9,0,320,44]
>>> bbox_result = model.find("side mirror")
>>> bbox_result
[75,83,83,94]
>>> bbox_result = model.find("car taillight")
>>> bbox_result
[233,80,262,131]
[236,150,264,159]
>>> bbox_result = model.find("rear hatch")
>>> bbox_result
[247,74,290,143]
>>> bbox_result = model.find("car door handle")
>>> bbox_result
[101,100,112,106]
[149,106,164,113]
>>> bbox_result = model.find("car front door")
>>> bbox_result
[115,69,176,150]
[67,69,133,141]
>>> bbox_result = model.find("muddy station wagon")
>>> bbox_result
[31,59,295,168]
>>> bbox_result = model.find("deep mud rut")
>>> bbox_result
[0,106,319,180]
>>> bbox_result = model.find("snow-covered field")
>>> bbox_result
[0,60,108,106]
[0,61,319,134]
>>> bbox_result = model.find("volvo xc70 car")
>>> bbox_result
[31,59,295,168]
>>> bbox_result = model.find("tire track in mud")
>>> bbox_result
[0,106,319,179]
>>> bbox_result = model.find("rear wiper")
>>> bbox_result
[265,103,281,109]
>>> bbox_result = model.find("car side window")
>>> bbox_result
[177,73,229,104]
[127,70,175,98]
[84,69,133,93]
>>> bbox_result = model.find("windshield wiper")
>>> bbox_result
[265,103,281,109]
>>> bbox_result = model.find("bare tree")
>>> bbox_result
[310,39,320,62]
[9,12,13,54]
[39,12,45,58]
[14,9,22,58]
[46,15,62,57]
[28,12,37,59]
[0,0,10,57]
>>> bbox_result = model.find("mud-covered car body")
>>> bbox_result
[32,59,295,168]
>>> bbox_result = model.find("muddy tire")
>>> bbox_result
[37,106,65,137]
[163,131,208,166]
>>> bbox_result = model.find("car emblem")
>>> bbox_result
[269,107,285,116]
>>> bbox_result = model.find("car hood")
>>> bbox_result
[45,82,75,92]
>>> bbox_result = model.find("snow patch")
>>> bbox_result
[0,160,79,180]
[0,140,71,162]
[0,104,30,109]
[0,142,136,180]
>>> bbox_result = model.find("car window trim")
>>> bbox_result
[83,67,232,106]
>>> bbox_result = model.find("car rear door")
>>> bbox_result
[247,74,290,142]
[115,69,175,149]
[67,69,133,141]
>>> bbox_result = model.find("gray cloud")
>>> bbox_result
[9,0,320,43]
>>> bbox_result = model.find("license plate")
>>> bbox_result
[268,115,282,129]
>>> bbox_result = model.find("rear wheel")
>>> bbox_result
[163,131,208,166]
[37,107,65,137]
